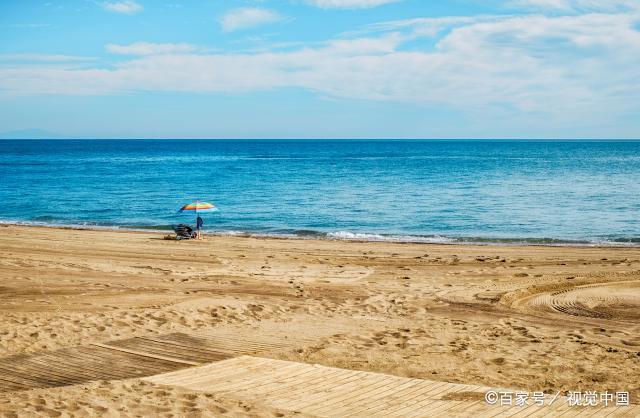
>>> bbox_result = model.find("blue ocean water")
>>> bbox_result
[0,140,639,245]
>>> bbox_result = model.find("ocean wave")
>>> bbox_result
[326,231,457,244]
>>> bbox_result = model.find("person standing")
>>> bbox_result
[196,215,204,239]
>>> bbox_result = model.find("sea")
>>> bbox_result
[1,139,639,246]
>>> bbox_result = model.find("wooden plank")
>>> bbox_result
[250,367,353,403]
[0,372,41,390]
[305,376,394,414]
[5,358,88,385]
[496,403,549,418]
[309,375,401,415]
[233,365,332,397]
[381,385,479,415]
[360,381,441,415]
[175,358,288,388]
[91,343,200,366]
[272,370,368,410]
[28,352,144,380]
[524,401,573,418]
[332,377,424,415]
[188,362,308,393]
[388,382,463,415]
[146,356,263,386]
[267,365,361,402]
[444,400,498,417]
[161,359,289,390]
[100,338,218,362]
[0,362,65,387]
[411,400,467,417]
[393,387,470,417]
[141,336,235,358]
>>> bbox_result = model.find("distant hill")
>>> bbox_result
[0,129,67,139]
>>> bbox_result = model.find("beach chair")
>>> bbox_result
[172,224,194,240]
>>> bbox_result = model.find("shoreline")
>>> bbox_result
[2,221,638,249]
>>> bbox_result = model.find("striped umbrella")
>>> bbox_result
[179,200,217,227]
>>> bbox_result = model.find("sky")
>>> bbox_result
[0,0,639,139]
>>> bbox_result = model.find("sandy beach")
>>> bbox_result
[0,224,639,416]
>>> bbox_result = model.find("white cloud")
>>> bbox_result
[364,15,501,37]
[219,8,283,32]
[507,0,639,12]
[2,11,639,129]
[102,1,143,14]
[307,0,400,8]
[106,42,197,55]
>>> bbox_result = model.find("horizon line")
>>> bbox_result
[2,138,640,141]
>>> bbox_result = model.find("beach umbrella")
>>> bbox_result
[178,201,217,226]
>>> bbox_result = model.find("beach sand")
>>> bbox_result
[0,224,638,416]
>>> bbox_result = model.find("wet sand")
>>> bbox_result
[0,224,638,416]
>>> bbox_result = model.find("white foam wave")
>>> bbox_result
[326,231,457,244]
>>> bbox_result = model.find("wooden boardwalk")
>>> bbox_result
[2,334,638,416]
[145,356,640,417]
[0,332,307,392]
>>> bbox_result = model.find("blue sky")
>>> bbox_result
[0,0,639,138]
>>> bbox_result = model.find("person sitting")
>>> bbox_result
[170,224,193,240]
